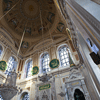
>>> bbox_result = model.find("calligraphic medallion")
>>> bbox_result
[31,66,39,75]
[0,61,7,71]
[49,59,59,69]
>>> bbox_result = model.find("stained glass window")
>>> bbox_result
[59,46,69,67]
[41,53,50,73]
[22,93,29,100]
[0,45,3,58]
[26,60,33,78]
[5,56,17,75]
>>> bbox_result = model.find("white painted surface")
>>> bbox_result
[75,0,100,21]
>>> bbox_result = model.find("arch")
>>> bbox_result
[5,56,18,75]
[18,90,30,100]
[40,52,50,73]
[74,89,85,100]
[24,58,33,78]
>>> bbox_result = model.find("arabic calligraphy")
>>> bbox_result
[49,59,59,69]
[31,66,39,75]
[0,61,7,71]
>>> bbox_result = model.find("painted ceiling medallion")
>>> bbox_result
[3,0,56,38]
[20,0,39,20]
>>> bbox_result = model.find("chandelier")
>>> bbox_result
[0,70,22,100]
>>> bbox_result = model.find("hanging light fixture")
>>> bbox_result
[0,28,25,100]
[0,1,26,99]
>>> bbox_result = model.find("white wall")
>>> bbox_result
[75,0,100,21]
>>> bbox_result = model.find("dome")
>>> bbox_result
[2,0,58,41]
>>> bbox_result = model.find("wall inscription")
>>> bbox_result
[39,84,51,90]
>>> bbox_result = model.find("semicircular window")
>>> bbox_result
[22,92,29,100]
[41,53,50,73]
[58,45,70,67]
[5,56,17,75]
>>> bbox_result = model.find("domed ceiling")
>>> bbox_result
[3,0,56,39]
[1,0,67,55]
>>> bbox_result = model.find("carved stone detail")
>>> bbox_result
[65,69,91,100]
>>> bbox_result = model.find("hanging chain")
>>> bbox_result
[0,0,20,21]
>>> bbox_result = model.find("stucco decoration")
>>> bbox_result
[57,22,65,32]
[21,41,29,48]
[65,69,91,100]
[35,77,57,100]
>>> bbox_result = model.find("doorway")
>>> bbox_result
[74,89,85,100]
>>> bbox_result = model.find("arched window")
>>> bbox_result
[0,45,3,58]
[26,59,33,78]
[41,53,50,73]
[22,92,29,100]
[5,56,17,75]
[58,45,70,67]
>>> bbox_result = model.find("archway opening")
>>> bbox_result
[74,89,85,100]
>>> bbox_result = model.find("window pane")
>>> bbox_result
[41,53,50,73]
[26,60,33,78]
[59,46,70,67]
[5,56,17,75]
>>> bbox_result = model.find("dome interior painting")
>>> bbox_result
[0,0,99,100]
[0,0,68,55]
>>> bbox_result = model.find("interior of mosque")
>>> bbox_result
[0,0,100,100]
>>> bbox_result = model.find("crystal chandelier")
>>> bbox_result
[0,70,22,100]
